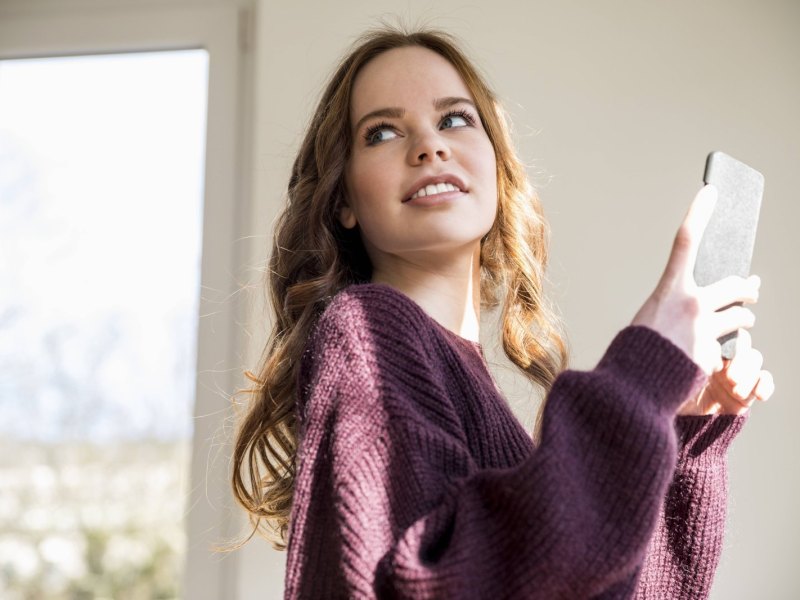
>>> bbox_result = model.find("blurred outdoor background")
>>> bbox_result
[0,51,207,598]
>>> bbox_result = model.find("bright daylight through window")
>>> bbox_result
[0,49,208,599]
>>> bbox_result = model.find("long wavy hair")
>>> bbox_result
[232,25,568,551]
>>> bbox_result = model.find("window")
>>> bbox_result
[0,3,249,598]
[0,49,208,598]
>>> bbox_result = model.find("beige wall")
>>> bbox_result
[239,1,800,598]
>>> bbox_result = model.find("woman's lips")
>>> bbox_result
[402,174,468,203]
[408,181,460,200]
[403,189,466,207]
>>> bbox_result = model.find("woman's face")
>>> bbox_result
[341,46,498,268]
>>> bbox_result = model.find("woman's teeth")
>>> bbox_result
[410,182,459,199]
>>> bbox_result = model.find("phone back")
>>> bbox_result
[694,151,764,357]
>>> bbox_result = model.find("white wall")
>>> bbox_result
[239,1,800,598]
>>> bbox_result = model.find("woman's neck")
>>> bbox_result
[369,243,482,343]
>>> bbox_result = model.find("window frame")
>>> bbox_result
[0,1,252,597]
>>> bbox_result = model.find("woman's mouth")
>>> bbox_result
[402,175,468,204]
[408,182,460,200]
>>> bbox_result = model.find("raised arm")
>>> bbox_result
[634,325,773,598]
[628,181,776,597]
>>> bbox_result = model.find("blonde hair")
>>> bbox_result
[232,25,568,551]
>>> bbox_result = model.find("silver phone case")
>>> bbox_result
[694,151,764,358]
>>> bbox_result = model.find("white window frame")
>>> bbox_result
[0,1,253,597]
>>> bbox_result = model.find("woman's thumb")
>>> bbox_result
[665,184,718,285]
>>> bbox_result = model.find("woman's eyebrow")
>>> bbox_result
[353,107,404,132]
[433,96,475,111]
[353,97,475,132]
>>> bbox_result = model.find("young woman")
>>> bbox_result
[232,27,774,599]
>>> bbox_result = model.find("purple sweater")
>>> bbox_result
[285,283,746,599]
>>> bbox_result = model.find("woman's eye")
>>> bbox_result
[441,114,469,129]
[365,126,397,145]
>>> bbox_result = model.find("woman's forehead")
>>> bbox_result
[349,46,474,121]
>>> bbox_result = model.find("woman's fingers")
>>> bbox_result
[660,185,718,288]
[710,305,756,339]
[735,326,753,352]
[724,329,763,400]
[700,274,760,312]
[753,370,776,402]
[714,331,774,413]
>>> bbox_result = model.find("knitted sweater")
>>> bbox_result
[285,283,746,599]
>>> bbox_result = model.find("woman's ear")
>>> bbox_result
[338,201,358,229]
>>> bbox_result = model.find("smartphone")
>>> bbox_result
[694,151,764,359]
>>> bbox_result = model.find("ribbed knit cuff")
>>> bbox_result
[674,413,749,463]
[599,325,708,415]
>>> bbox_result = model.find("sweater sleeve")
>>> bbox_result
[285,302,707,599]
[634,413,748,599]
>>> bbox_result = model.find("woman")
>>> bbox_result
[232,26,774,599]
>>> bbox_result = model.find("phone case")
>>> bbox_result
[694,151,764,359]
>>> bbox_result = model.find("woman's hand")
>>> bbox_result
[679,328,775,415]
[631,185,761,377]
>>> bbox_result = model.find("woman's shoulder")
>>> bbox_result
[311,282,486,366]
[326,281,425,317]
[313,282,433,348]
[297,283,455,427]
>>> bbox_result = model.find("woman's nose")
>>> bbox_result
[408,130,451,164]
